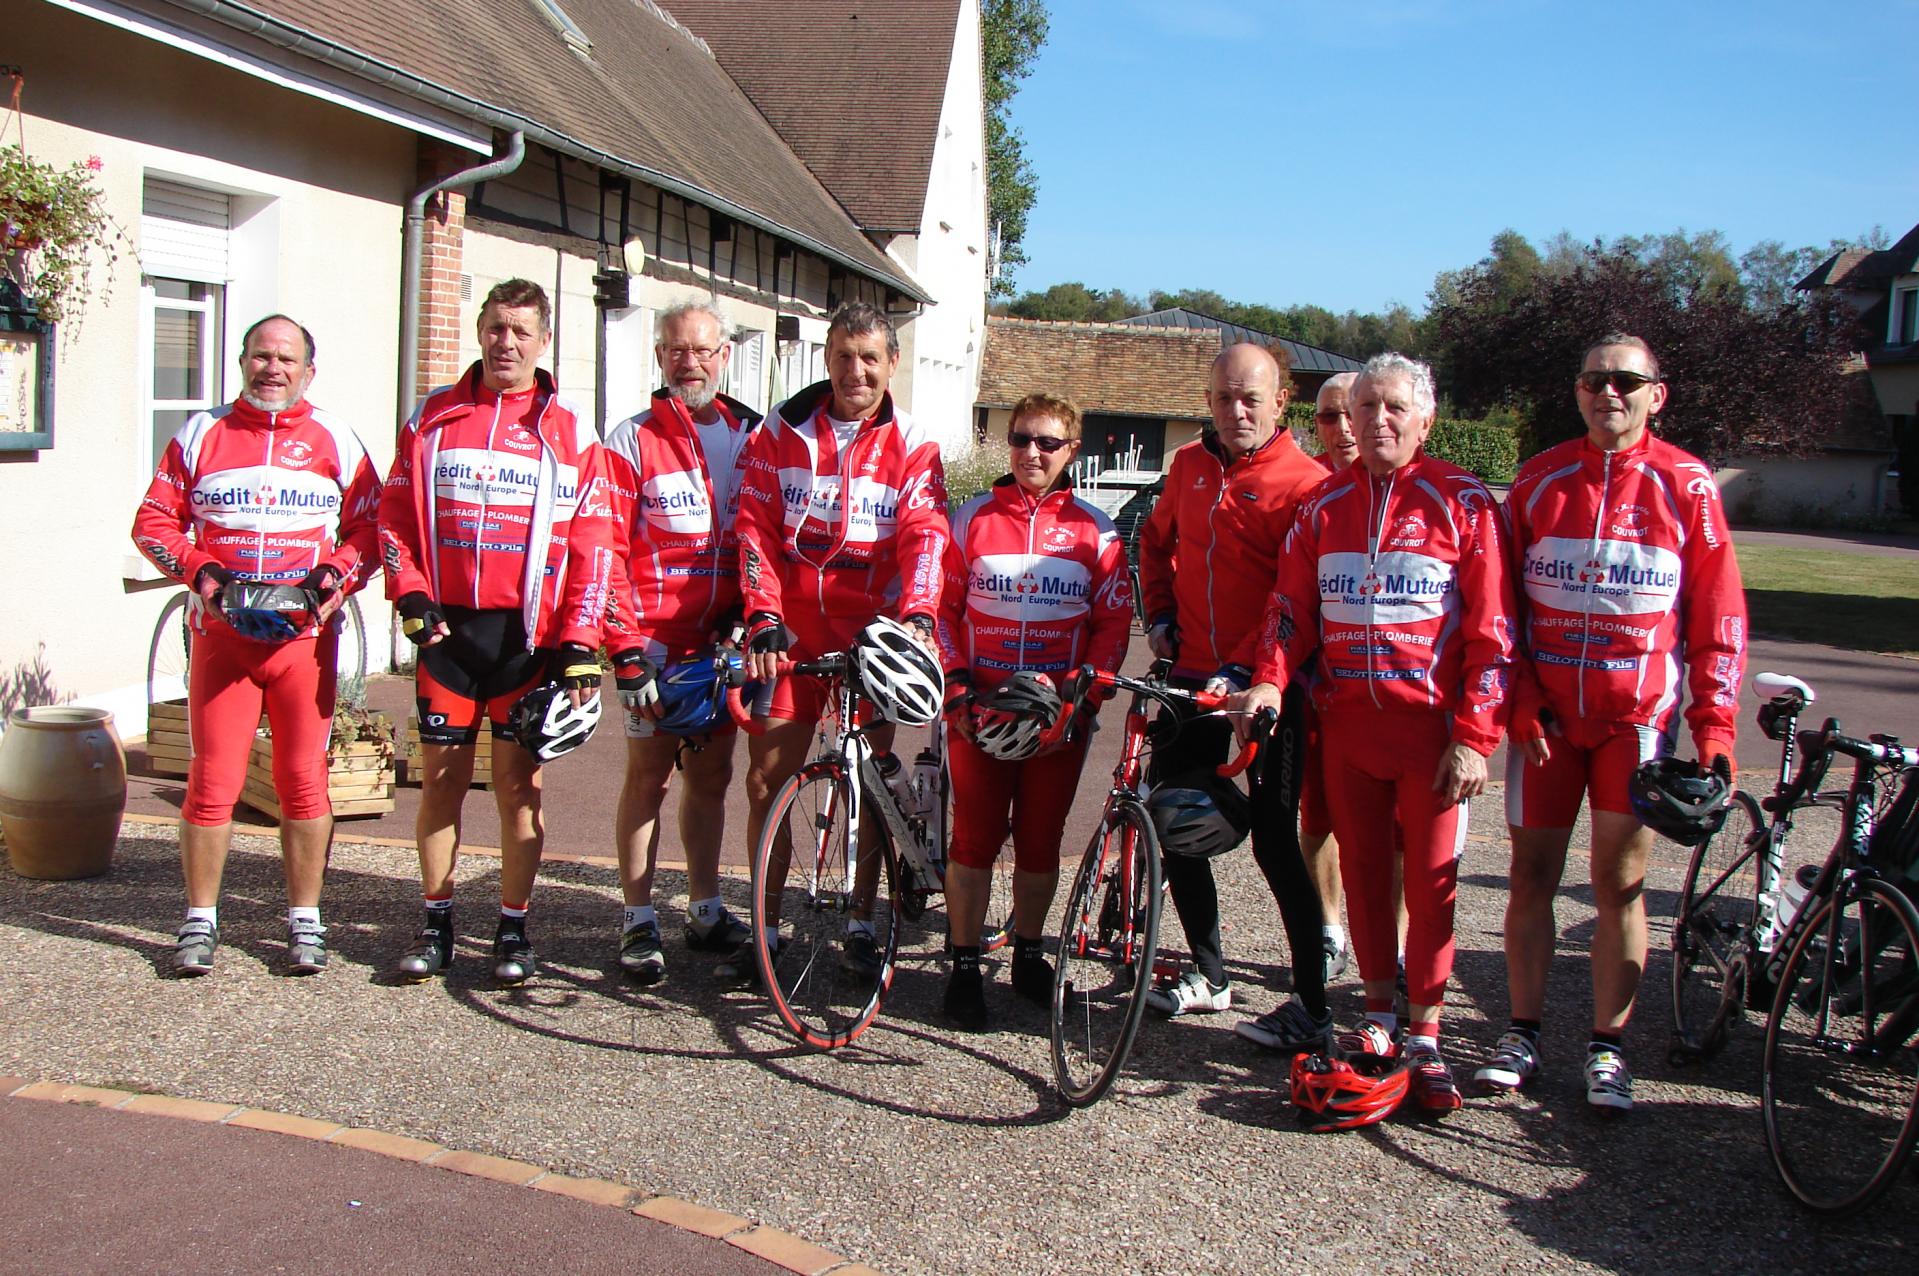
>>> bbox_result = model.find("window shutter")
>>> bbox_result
[141,178,231,282]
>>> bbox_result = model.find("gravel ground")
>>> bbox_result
[3,796,1914,1275]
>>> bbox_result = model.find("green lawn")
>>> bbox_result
[1738,545,1919,658]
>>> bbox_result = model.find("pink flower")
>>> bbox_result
[86,156,103,171]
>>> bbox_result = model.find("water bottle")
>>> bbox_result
[1778,864,1819,934]
[873,750,912,812]
[910,746,945,868]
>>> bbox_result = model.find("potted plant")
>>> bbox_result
[243,675,399,819]
[0,144,123,324]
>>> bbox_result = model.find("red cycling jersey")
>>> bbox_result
[378,364,617,651]
[601,389,762,659]
[1138,430,1327,680]
[1251,454,1518,756]
[936,477,1132,691]
[132,397,381,637]
[735,382,948,630]
[1505,432,1745,757]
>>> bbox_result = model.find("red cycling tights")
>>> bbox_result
[945,730,1091,873]
[183,620,338,825]
[1318,709,1470,1033]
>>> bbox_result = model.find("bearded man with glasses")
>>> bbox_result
[1476,333,1747,1113]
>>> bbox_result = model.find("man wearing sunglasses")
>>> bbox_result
[1136,343,1336,1049]
[1478,333,1746,1113]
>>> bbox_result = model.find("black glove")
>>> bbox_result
[712,606,747,649]
[744,612,788,656]
[552,643,603,694]
[396,592,447,646]
[942,672,973,722]
[299,564,344,606]
[193,563,236,601]
[904,613,935,637]
[611,648,659,713]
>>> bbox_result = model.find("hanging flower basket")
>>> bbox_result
[0,145,122,324]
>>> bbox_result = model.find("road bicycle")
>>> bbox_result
[727,653,1015,1050]
[1672,670,1919,1214]
[145,587,369,706]
[1047,662,1265,1107]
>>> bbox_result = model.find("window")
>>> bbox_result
[147,279,223,463]
[727,330,766,413]
[1080,414,1166,473]
[1896,286,1919,347]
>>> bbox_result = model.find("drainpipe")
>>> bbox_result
[399,131,526,424]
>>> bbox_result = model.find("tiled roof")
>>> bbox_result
[1796,222,1919,292]
[977,318,1215,419]
[662,0,961,233]
[1114,308,1364,374]
[178,0,921,296]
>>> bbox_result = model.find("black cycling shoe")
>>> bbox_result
[1011,950,1054,1005]
[394,923,452,981]
[944,965,989,1031]
[685,908,751,955]
[492,927,537,986]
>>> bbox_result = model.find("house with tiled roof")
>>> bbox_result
[3,0,986,733]
[1797,222,1919,449]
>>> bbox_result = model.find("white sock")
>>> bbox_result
[1365,1010,1399,1035]
[689,896,724,930]
[500,903,529,921]
[845,919,875,938]
[623,904,657,930]
[1322,924,1346,949]
[288,906,321,928]
[186,905,218,928]
[1405,1033,1440,1056]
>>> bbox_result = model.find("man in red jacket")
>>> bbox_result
[1136,343,1337,1053]
[733,302,948,979]
[1476,334,1746,1112]
[378,279,616,986]
[600,300,762,982]
[132,314,381,977]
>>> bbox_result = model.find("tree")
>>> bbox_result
[1431,245,1864,464]
[1000,280,1141,322]
[983,0,1048,297]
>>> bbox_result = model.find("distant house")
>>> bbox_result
[975,317,1217,476]
[3,0,986,734]
[1112,307,1364,403]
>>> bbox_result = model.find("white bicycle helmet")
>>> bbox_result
[971,671,1063,761]
[852,617,944,727]
[507,681,603,763]
[1147,771,1251,859]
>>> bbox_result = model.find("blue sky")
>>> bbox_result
[1006,0,1919,315]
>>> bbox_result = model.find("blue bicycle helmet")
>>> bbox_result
[220,580,318,643]
[656,648,750,736]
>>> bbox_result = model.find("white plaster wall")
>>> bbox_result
[1717,454,1896,524]
[3,6,411,737]
[890,0,987,454]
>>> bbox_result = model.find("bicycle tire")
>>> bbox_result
[752,759,901,1050]
[145,592,194,706]
[1671,790,1766,1063]
[1050,796,1162,1107]
[1762,873,1919,1215]
[333,595,369,686]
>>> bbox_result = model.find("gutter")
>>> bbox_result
[160,0,931,304]
[400,131,526,424]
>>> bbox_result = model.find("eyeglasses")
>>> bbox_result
[1314,409,1349,425]
[1007,430,1072,453]
[1576,370,1657,396]
[664,344,723,363]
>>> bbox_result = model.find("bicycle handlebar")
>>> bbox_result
[723,655,844,736]
[1044,664,1269,779]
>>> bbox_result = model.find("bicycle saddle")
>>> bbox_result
[1753,671,1815,704]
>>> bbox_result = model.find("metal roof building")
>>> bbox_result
[1114,307,1363,375]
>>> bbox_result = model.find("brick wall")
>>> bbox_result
[415,141,470,401]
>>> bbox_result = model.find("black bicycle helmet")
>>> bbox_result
[971,671,1064,761]
[1146,770,1251,859]
[507,680,603,763]
[1629,756,1732,846]
[220,580,319,643]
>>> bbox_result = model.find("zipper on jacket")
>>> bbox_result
[1203,452,1228,667]
[257,414,276,579]
[1363,468,1395,709]
[475,396,505,610]
[1579,451,1614,720]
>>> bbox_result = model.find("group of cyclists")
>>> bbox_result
[134,278,1747,1124]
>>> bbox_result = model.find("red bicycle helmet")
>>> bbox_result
[1289,1052,1410,1132]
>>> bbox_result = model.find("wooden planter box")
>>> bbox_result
[241,730,397,821]
[397,717,495,790]
[146,699,192,778]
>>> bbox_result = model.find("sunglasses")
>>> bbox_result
[1314,409,1350,425]
[1576,370,1657,396]
[1007,429,1073,453]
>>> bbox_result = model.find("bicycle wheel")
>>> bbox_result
[1050,797,1162,1106]
[333,596,369,685]
[1762,874,1919,1215]
[752,760,901,1050]
[145,592,193,705]
[1671,791,1766,1062]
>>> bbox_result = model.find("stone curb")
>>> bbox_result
[1,1075,880,1276]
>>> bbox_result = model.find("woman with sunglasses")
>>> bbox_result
[934,393,1133,1030]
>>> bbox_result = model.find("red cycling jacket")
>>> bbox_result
[1251,453,1518,756]
[1138,429,1327,679]
[735,381,948,627]
[601,389,763,656]
[377,364,616,651]
[132,396,381,638]
[1505,432,1746,755]
[936,476,1133,691]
